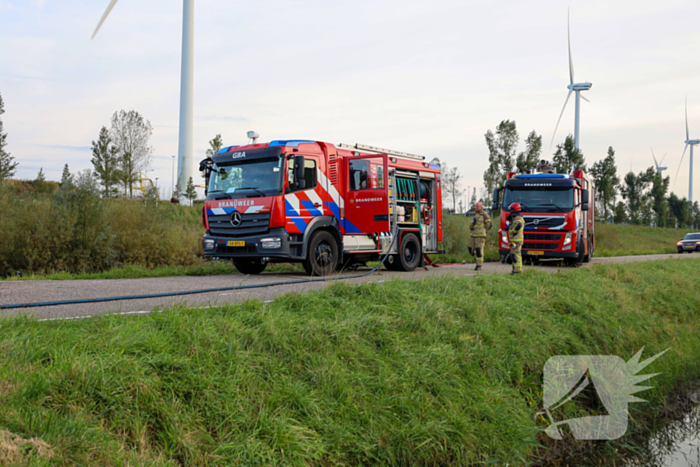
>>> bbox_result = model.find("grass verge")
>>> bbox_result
[1,259,699,465]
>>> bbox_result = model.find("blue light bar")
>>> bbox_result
[217,145,240,154]
[516,174,569,179]
[269,140,315,148]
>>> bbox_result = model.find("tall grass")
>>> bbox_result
[1,259,698,465]
[0,184,202,277]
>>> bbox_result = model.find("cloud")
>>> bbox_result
[34,144,91,151]
[199,116,249,122]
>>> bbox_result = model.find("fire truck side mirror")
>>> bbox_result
[492,188,500,207]
[294,156,306,190]
[581,203,590,211]
[581,189,589,203]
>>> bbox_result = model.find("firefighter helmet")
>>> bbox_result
[509,202,522,212]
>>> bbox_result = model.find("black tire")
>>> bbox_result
[303,231,339,276]
[233,258,267,275]
[583,239,592,263]
[395,233,421,272]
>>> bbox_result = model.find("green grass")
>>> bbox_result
[594,223,694,257]
[1,259,699,465]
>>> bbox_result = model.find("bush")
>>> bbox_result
[0,184,202,277]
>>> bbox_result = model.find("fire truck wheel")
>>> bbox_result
[396,233,421,272]
[583,239,592,263]
[303,231,339,276]
[233,258,268,275]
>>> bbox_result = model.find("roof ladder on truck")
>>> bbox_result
[337,143,426,162]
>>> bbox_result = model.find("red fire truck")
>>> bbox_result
[492,161,595,265]
[200,139,443,276]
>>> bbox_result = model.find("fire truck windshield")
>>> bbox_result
[208,156,282,198]
[503,186,574,212]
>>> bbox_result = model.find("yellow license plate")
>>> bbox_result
[528,250,545,255]
[227,241,245,247]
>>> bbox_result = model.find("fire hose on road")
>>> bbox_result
[1,233,412,311]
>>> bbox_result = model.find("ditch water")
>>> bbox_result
[625,404,700,467]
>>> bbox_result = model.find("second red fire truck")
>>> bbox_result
[200,138,443,276]
[492,160,595,265]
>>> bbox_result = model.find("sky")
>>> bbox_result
[1,0,699,201]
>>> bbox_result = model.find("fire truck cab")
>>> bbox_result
[200,139,442,276]
[492,161,595,265]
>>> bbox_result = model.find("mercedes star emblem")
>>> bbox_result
[230,211,243,227]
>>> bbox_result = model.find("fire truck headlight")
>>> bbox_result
[562,232,573,250]
[203,239,215,250]
[501,232,508,243]
[260,237,282,249]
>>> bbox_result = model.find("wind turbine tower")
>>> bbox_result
[677,98,700,203]
[551,11,592,151]
[92,0,195,202]
[651,149,667,177]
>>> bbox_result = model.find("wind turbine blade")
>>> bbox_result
[676,144,689,183]
[580,94,590,103]
[550,90,573,150]
[660,152,668,165]
[686,96,690,142]
[651,148,658,168]
[92,0,120,40]
[568,9,574,85]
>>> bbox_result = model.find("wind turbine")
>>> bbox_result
[92,0,194,201]
[651,148,667,177]
[676,97,700,203]
[551,11,592,151]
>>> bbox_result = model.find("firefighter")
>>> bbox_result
[469,201,492,271]
[508,202,525,275]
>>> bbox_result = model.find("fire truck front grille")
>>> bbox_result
[523,216,566,228]
[523,242,559,250]
[524,233,562,241]
[208,213,271,237]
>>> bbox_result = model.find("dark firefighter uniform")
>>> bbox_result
[469,209,492,270]
[508,208,525,274]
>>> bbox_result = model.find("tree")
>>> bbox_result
[35,168,46,182]
[0,92,18,181]
[590,146,620,222]
[91,126,120,198]
[109,110,153,198]
[620,168,655,225]
[553,135,586,174]
[469,187,477,211]
[613,201,627,224]
[515,131,543,173]
[649,172,670,227]
[483,120,519,195]
[442,165,464,212]
[185,176,197,205]
[206,134,224,157]
[668,193,691,228]
[60,164,74,188]
[74,169,101,195]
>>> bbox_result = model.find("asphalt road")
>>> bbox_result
[1,253,697,321]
